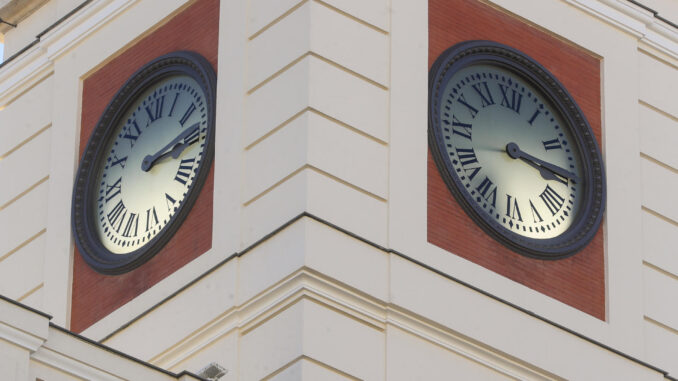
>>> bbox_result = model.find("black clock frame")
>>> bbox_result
[429,40,605,260]
[72,51,216,275]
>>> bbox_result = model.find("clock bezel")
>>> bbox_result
[428,40,605,260]
[72,51,216,275]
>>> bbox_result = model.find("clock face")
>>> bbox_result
[72,51,216,274]
[439,64,583,239]
[429,41,605,259]
[94,75,207,254]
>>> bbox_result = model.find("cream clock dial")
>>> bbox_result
[95,75,207,253]
[439,63,583,239]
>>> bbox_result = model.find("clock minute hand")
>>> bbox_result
[141,123,200,172]
[505,142,581,184]
[169,129,201,159]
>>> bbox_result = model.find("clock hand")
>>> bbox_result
[505,142,581,184]
[141,123,200,172]
[169,132,200,159]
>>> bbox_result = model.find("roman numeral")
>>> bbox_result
[179,103,197,127]
[542,138,562,151]
[111,155,127,169]
[498,84,522,114]
[475,176,497,207]
[455,147,478,166]
[107,200,127,232]
[165,193,177,212]
[529,199,543,223]
[456,93,479,118]
[471,82,495,107]
[123,120,143,147]
[168,92,180,117]
[445,115,473,141]
[505,194,523,222]
[455,147,481,180]
[539,184,565,216]
[174,157,195,185]
[528,109,541,125]
[184,125,200,145]
[145,207,159,232]
[105,177,122,203]
[122,213,138,238]
[145,95,165,122]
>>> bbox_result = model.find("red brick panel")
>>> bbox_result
[71,0,219,333]
[428,0,605,320]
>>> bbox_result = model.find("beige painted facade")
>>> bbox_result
[0,0,677,379]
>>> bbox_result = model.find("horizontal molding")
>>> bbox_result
[246,55,389,146]
[242,107,389,214]
[44,325,206,381]
[642,206,678,229]
[17,283,44,303]
[641,263,678,348]
[0,0,136,105]
[645,316,678,338]
[640,155,678,225]
[248,52,388,95]
[143,268,556,380]
[309,52,387,90]
[262,355,361,381]
[644,260,678,285]
[641,208,678,286]
[386,309,559,381]
[0,321,45,352]
[242,167,388,245]
[0,180,49,258]
[0,72,53,155]
[246,107,387,152]
[0,228,45,265]
[248,0,387,41]
[31,347,123,381]
[639,100,678,123]
[0,176,49,213]
[0,54,53,108]
[314,0,388,35]
[99,212,671,378]
[248,0,389,88]
[249,0,308,40]
[564,0,678,60]
[0,124,51,162]
[640,153,678,176]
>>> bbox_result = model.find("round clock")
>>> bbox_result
[429,41,605,259]
[72,51,216,274]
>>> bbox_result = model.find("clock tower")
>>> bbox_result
[0,0,676,380]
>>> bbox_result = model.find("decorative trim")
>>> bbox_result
[0,0,676,104]
[93,213,671,379]
[31,347,124,381]
[149,270,554,380]
[565,0,678,60]
[45,324,207,381]
[0,321,45,351]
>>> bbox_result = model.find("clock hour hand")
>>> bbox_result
[141,123,200,172]
[505,142,581,184]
